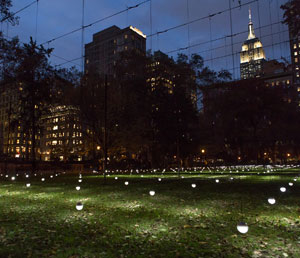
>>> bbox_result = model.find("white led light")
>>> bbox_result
[115,177,118,180]
[158,178,162,181]
[76,186,80,191]
[149,190,155,196]
[76,202,83,211]
[280,187,286,192]
[268,198,276,205]
[289,182,293,186]
[215,179,219,183]
[50,175,53,178]
[25,175,29,178]
[41,178,45,182]
[26,183,31,188]
[11,176,15,181]
[125,181,129,185]
[237,222,248,234]
[191,184,196,188]
[78,179,82,183]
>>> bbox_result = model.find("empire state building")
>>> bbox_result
[240,9,266,79]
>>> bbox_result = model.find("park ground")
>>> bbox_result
[0,167,300,257]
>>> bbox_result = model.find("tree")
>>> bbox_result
[0,0,19,25]
[281,0,300,36]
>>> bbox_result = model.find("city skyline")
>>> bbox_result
[3,0,290,78]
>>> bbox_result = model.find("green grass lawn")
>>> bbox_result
[0,172,299,257]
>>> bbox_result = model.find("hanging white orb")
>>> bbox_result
[158,178,162,181]
[293,178,297,182]
[115,177,118,180]
[289,182,293,186]
[149,190,155,196]
[237,222,249,234]
[78,179,82,183]
[5,175,8,178]
[41,178,45,182]
[76,186,80,191]
[26,183,31,188]
[25,175,29,178]
[76,202,83,211]
[79,174,82,179]
[50,175,53,178]
[191,184,196,188]
[215,179,219,183]
[124,181,129,185]
[11,176,15,181]
[280,187,286,192]
[268,198,276,205]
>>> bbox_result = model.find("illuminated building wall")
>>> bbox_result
[85,25,146,76]
[240,9,266,79]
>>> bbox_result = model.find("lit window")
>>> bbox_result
[297,87,300,92]
[294,44,297,49]
[52,140,57,145]
[295,51,298,56]
[287,80,290,85]
[124,34,128,39]
[295,57,298,63]
[53,125,58,130]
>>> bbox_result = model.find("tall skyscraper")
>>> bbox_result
[240,9,266,79]
[84,25,146,76]
[289,27,300,86]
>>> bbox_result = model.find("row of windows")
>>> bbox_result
[46,140,83,146]
[46,132,82,138]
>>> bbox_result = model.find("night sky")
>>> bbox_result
[3,0,290,78]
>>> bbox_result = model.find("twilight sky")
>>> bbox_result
[3,0,290,78]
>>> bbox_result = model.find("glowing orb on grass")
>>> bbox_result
[124,181,129,185]
[41,178,45,182]
[237,222,248,234]
[268,198,276,205]
[230,177,234,180]
[215,179,219,183]
[5,175,8,178]
[76,186,80,191]
[76,202,83,211]
[149,191,155,196]
[191,184,196,188]
[50,175,53,178]
[158,178,162,182]
[11,176,15,181]
[289,182,293,186]
[26,175,29,178]
[115,177,118,180]
[26,183,31,188]
[280,187,286,192]
[293,178,297,182]
[78,179,82,183]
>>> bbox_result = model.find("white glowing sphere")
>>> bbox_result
[115,177,118,180]
[124,181,129,185]
[79,174,82,178]
[289,182,293,186]
[76,186,80,191]
[26,183,31,188]
[215,179,219,183]
[78,179,82,183]
[5,175,8,178]
[25,175,29,178]
[141,175,144,177]
[34,174,37,176]
[268,198,276,205]
[149,190,155,196]
[293,178,297,182]
[76,202,83,211]
[11,176,15,181]
[50,175,53,178]
[237,222,249,234]
[158,178,162,181]
[230,177,234,180]
[41,178,45,182]
[280,187,286,192]
[191,184,196,188]
[181,176,184,178]
[55,174,58,176]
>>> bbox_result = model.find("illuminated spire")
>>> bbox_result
[247,7,255,40]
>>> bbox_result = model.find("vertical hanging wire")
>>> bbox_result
[209,16,213,68]
[229,0,235,80]
[268,0,275,59]
[81,0,85,73]
[35,0,39,42]
[256,0,261,39]
[276,0,283,58]
[186,0,191,57]
[150,0,153,53]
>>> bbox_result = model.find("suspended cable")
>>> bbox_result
[41,0,150,46]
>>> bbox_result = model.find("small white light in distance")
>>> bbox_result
[158,178,162,181]
[78,179,82,183]
[289,182,293,186]
[26,175,29,178]
[268,198,276,205]
[215,179,219,183]
[11,176,15,181]
[149,191,155,196]
[115,177,118,180]
[237,222,249,234]
[125,181,129,185]
[50,175,53,178]
[191,184,196,188]
[26,183,31,188]
[280,187,286,192]
[76,186,80,191]
[76,202,83,211]
[41,178,45,182]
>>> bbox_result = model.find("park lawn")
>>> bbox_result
[0,173,299,257]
